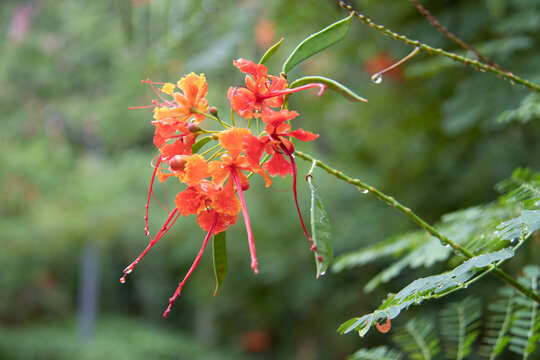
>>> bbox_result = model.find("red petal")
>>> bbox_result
[197,209,237,235]
[264,152,292,177]
[244,133,265,166]
[289,128,319,142]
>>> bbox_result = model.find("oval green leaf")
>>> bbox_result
[259,37,285,65]
[282,13,353,74]
[192,136,212,154]
[290,76,368,102]
[307,174,334,278]
[212,231,228,296]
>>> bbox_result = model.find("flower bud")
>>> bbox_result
[187,122,201,133]
[168,155,190,172]
[209,106,218,116]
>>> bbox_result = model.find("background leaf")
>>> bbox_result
[308,174,334,278]
[282,13,353,73]
[212,231,228,296]
[289,76,367,102]
[259,37,285,65]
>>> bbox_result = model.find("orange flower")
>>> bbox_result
[145,73,208,124]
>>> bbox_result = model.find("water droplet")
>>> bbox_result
[371,74,383,84]
[510,238,516,243]
[120,276,126,284]
[445,244,451,248]
[320,271,326,276]
[123,267,133,274]
[357,187,369,194]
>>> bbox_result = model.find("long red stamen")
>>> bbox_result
[121,208,180,283]
[163,212,219,319]
[129,104,158,110]
[144,157,162,238]
[257,83,326,100]
[231,170,258,274]
[280,143,322,262]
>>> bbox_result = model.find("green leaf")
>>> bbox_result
[212,231,227,296]
[192,136,212,154]
[282,13,353,74]
[307,174,334,278]
[289,76,367,102]
[259,37,285,65]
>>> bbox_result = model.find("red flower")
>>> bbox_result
[244,110,322,261]
[227,59,288,119]
[228,59,327,119]
[208,128,271,273]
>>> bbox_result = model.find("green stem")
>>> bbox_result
[190,108,231,128]
[336,0,540,93]
[295,150,540,303]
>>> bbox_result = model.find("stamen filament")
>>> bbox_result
[231,170,258,274]
[144,157,162,237]
[163,212,219,318]
[121,208,180,283]
[279,143,321,260]
[258,83,327,100]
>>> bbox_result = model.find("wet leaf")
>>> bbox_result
[307,175,334,278]
[212,231,227,296]
[259,37,285,65]
[289,76,367,102]
[282,13,353,74]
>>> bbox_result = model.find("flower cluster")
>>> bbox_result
[124,59,326,318]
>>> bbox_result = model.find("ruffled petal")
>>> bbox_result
[289,128,319,142]
[197,209,237,235]
[264,152,292,177]
[175,187,206,216]
[184,154,209,186]
[219,128,251,160]
[211,181,241,216]
[243,133,265,167]
[208,160,230,185]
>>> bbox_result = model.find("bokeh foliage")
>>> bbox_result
[1,0,540,358]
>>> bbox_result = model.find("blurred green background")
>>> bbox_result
[1,0,540,359]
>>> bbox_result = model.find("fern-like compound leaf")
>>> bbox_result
[439,296,482,360]
[392,317,440,360]
[347,345,404,360]
[337,248,515,337]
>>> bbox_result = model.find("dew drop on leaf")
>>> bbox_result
[371,74,383,84]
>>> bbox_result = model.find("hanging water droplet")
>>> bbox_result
[123,267,133,274]
[120,276,126,284]
[445,244,451,248]
[371,74,383,84]
[357,186,369,194]
[320,271,326,276]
